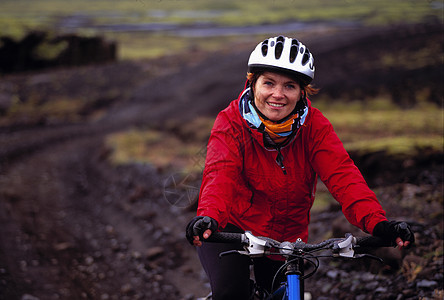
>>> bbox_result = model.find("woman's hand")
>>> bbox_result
[186,216,218,247]
[373,220,415,248]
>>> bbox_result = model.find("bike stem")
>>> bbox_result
[285,259,304,300]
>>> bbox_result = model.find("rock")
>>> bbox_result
[84,256,94,266]
[365,281,379,290]
[326,270,339,279]
[53,242,73,251]
[146,246,164,260]
[375,286,388,293]
[416,280,438,289]
[105,225,115,236]
[131,251,142,260]
[361,272,376,281]
[120,283,133,295]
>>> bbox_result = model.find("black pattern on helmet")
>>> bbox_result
[248,36,315,86]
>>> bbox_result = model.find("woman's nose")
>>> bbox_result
[272,86,285,98]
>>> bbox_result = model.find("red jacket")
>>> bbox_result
[197,95,387,243]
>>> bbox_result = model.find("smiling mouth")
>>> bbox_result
[267,102,285,108]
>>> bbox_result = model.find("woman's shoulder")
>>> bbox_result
[306,103,332,127]
[212,99,243,131]
[302,103,336,141]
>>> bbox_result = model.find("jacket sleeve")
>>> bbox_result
[196,112,244,229]
[308,110,387,234]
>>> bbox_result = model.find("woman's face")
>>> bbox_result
[253,72,302,121]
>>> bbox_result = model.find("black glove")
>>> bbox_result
[373,220,415,248]
[185,216,218,245]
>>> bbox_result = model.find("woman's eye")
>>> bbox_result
[286,84,295,89]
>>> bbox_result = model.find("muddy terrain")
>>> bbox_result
[0,23,442,299]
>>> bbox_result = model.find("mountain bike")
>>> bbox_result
[199,225,393,300]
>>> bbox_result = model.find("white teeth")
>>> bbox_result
[268,102,284,107]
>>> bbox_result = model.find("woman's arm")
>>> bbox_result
[197,113,245,230]
[308,109,387,234]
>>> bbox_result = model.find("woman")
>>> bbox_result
[186,36,414,299]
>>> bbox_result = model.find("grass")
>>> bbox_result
[105,117,215,172]
[0,0,441,60]
[315,100,443,157]
[1,96,85,126]
[380,44,442,70]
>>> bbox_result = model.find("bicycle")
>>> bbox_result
[199,224,394,300]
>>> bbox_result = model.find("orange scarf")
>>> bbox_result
[259,113,299,144]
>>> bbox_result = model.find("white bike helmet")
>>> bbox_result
[248,36,315,86]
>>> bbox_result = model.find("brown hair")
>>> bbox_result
[246,72,319,96]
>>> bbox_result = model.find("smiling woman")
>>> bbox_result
[185,35,415,299]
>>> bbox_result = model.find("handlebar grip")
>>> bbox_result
[356,236,393,248]
[204,232,243,244]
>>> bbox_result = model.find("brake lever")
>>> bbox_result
[333,234,355,258]
[218,231,270,259]
[219,250,249,258]
[244,231,269,257]
[354,254,384,263]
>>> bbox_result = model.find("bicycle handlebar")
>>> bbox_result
[355,235,393,248]
[205,231,245,244]
[204,231,392,259]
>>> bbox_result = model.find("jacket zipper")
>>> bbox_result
[273,122,307,175]
[275,147,287,175]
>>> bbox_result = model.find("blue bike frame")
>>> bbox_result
[269,273,302,300]
[286,273,301,300]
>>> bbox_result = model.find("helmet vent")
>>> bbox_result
[261,40,268,56]
[261,44,268,56]
[275,41,284,59]
[289,45,298,63]
[302,48,310,66]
